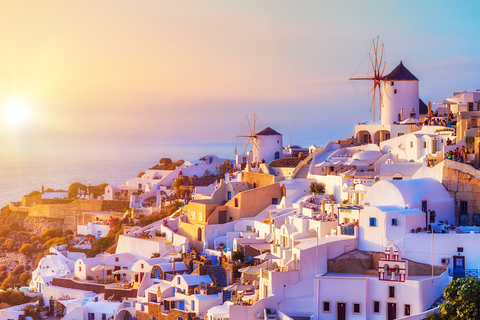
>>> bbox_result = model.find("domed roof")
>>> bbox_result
[382,61,418,81]
[352,150,383,161]
[256,127,282,136]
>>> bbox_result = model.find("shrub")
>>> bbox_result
[310,182,326,195]
[68,182,87,198]
[19,243,34,256]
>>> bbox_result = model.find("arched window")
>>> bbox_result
[197,228,202,241]
[275,151,280,159]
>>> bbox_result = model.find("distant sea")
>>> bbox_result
[0,142,238,208]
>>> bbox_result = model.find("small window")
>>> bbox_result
[235,198,239,207]
[322,301,330,312]
[369,217,377,227]
[423,141,427,148]
[79,266,81,272]
[198,212,203,221]
[373,301,380,314]
[404,304,411,316]
[227,191,232,200]
[344,218,349,224]
[389,285,396,298]
[394,89,397,94]
[177,277,181,285]
[460,201,468,213]
[192,300,195,311]
[353,303,361,314]
[88,314,95,320]
[253,183,257,188]
[392,219,397,226]
[410,141,413,148]
[115,257,119,262]
[272,198,278,205]
[102,314,106,320]
[391,81,394,86]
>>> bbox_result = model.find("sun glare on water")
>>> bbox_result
[3,100,29,127]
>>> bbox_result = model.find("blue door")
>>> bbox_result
[179,301,185,310]
[154,269,159,279]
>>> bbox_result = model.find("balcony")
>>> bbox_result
[448,268,479,278]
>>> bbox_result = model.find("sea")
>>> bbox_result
[0,142,238,208]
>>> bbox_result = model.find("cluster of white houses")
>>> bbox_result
[5,62,480,320]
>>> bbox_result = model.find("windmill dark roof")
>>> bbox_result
[382,61,418,81]
[256,127,282,136]
[419,99,428,115]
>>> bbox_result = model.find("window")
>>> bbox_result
[392,218,397,226]
[322,301,330,312]
[460,201,468,213]
[88,313,95,320]
[235,198,239,207]
[190,211,196,219]
[394,89,397,94]
[253,183,257,188]
[79,266,81,272]
[474,214,480,226]
[410,141,413,148]
[344,218,350,224]
[373,301,380,314]
[469,102,474,111]
[227,191,232,200]
[369,217,377,227]
[192,300,195,311]
[389,285,396,298]
[198,212,203,221]
[115,257,119,262]
[177,277,181,285]
[102,314,106,320]
[404,304,411,316]
[423,141,427,148]
[353,303,361,314]
[272,198,278,205]
[141,264,144,269]
[391,81,394,86]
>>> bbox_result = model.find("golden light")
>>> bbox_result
[3,100,29,127]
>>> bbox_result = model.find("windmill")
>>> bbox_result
[350,36,386,121]
[237,114,263,156]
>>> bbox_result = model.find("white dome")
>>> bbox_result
[352,150,383,161]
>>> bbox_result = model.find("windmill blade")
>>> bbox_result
[241,123,250,136]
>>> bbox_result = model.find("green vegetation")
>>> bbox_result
[28,190,41,197]
[68,182,88,198]
[232,251,244,262]
[0,290,38,308]
[428,278,480,320]
[310,181,326,195]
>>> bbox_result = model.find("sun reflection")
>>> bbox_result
[3,100,29,127]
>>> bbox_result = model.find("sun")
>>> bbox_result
[3,100,29,127]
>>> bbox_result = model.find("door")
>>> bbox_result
[387,302,397,320]
[337,302,346,320]
[179,300,185,310]
[219,211,226,224]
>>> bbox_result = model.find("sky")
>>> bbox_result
[1,0,480,149]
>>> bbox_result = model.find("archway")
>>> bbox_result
[356,130,371,144]
[197,227,202,242]
[374,130,390,144]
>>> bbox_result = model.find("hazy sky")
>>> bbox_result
[1,0,480,148]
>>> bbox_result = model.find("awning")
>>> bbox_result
[248,243,271,251]
[163,296,184,301]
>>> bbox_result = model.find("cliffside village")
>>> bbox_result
[4,62,480,320]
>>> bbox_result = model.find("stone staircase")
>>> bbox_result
[293,164,310,179]
[431,295,446,309]
[209,265,231,302]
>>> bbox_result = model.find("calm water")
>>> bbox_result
[0,143,236,207]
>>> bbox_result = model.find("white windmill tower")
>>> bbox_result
[381,61,419,125]
[237,115,283,165]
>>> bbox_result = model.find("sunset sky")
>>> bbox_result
[1,0,480,148]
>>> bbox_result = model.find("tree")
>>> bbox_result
[310,182,326,195]
[428,277,480,320]
[68,182,87,198]
[217,160,233,176]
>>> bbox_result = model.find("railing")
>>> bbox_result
[340,226,355,236]
[448,268,479,278]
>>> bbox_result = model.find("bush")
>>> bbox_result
[19,243,34,256]
[0,290,31,305]
[310,182,326,195]
[39,229,56,239]
[232,251,244,262]
[12,265,25,275]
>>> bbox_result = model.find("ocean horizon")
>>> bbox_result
[0,140,326,208]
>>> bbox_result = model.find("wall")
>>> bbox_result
[116,235,168,259]
[241,171,276,188]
